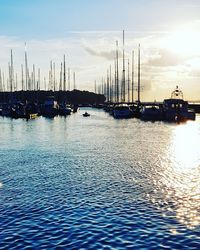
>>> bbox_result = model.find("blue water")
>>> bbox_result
[0,108,200,249]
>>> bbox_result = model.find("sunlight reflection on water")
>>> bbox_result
[160,121,200,229]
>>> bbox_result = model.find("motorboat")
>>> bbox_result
[113,104,131,119]
[141,105,163,121]
[163,86,195,122]
[41,96,59,117]
[83,112,90,117]
[59,104,72,116]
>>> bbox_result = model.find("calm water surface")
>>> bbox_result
[0,108,200,249]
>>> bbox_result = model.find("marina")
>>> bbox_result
[1,0,200,249]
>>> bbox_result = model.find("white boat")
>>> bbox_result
[141,105,162,121]
[113,104,131,119]
[163,86,195,122]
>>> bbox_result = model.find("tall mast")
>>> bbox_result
[10,49,14,92]
[37,68,40,90]
[122,30,125,102]
[0,69,2,92]
[63,55,66,91]
[107,69,109,102]
[114,59,116,102]
[73,72,76,90]
[68,67,70,91]
[110,64,112,102]
[50,61,53,90]
[15,73,18,91]
[59,62,63,91]
[25,43,28,91]
[53,62,56,91]
[94,80,96,93]
[128,59,130,103]
[132,50,134,103]
[8,63,11,92]
[2,72,5,92]
[116,40,119,103]
[138,44,140,103]
[44,77,46,91]
[21,64,24,91]
[33,64,35,90]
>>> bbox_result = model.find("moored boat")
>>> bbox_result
[113,104,131,119]
[41,96,59,117]
[59,104,72,116]
[141,105,163,121]
[163,86,195,122]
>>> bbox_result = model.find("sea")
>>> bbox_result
[0,108,200,249]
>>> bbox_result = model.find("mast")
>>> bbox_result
[122,30,125,102]
[2,72,5,92]
[33,64,35,90]
[44,77,46,91]
[8,63,11,92]
[15,73,18,91]
[25,43,28,91]
[37,68,40,91]
[59,62,63,91]
[128,59,130,103]
[116,40,119,103]
[53,62,56,91]
[50,61,53,90]
[63,55,66,91]
[73,72,76,90]
[0,69,2,92]
[114,59,116,102]
[138,44,141,103]
[21,64,24,91]
[68,67,70,91]
[94,80,96,93]
[107,69,109,102]
[132,50,134,103]
[10,49,14,92]
[110,64,112,102]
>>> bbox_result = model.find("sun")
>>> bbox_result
[162,25,200,56]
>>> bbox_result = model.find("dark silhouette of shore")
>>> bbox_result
[0,89,105,105]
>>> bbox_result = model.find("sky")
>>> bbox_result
[0,0,200,101]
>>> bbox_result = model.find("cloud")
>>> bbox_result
[84,46,122,61]
[146,49,189,67]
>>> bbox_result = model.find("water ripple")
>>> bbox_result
[0,111,200,249]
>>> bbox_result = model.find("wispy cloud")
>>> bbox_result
[146,49,195,67]
[84,46,122,61]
